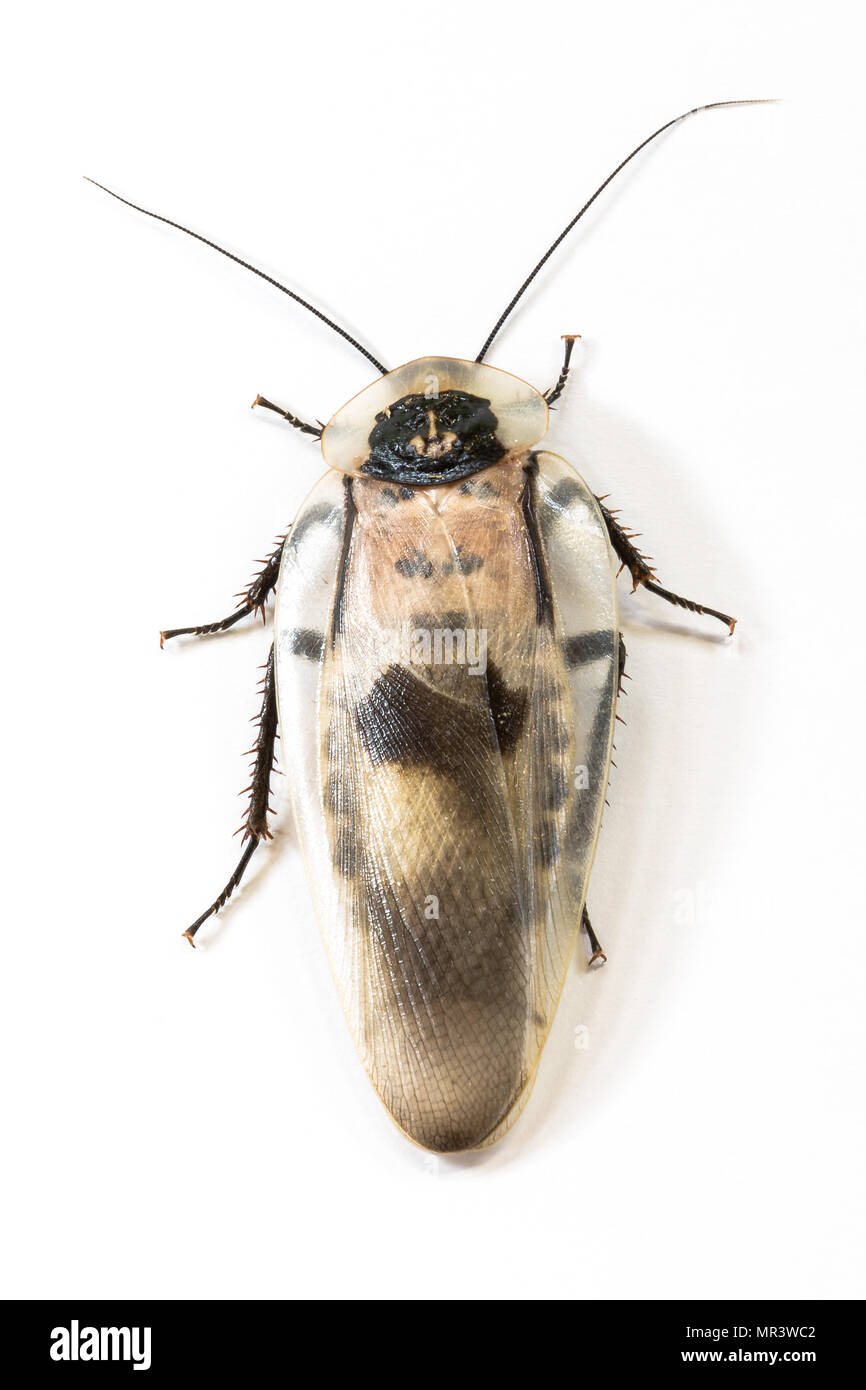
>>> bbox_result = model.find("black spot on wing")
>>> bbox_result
[441,546,484,576]
[484,659,528,756]
[282,627,325,662]
[545,477,582,512]
[289,501,342,550]
[543,768,569,811]
[538,475,585,544]
[562,629,616,669]
[411,609,467,631]
[379,485,415,507]
[396,548,483,578]
[537,821,561,868]
[395,548,434,578]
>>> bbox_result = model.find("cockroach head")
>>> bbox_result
[321,357,549,486]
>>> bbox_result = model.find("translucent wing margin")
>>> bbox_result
[520,451,619,1059]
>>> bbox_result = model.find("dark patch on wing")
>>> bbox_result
[545,477,582,512]
[543,768,569,811]
[537,822,561,868]
[286,627,325,662]
[355,665,470,778]
[353,663,524,793]
[395,547,434,578]
[563,629,616,668]
[379,485,416,506]
[410,609,467,632]
[442,547,484,576]
[289,500,341,550]
[484,659,528,756]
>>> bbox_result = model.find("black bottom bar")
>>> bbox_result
[4,1299,858,1375]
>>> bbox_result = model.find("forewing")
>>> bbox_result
[520,452,619,1055]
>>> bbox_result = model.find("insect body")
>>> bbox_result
[89,100,772,1151]
[278,359,617,1149]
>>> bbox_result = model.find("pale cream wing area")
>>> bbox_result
[275,453,618,1153]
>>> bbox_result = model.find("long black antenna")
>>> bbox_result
[476,99,778,363]
[84,178,389,376]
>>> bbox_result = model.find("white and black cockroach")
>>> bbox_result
[88,99,774,1153]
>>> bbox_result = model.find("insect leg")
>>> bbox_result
[618,633,629,696]
[252,394,323,439]
[597,499,736,634]
[581,905,607,967]
[183,644,279,946]
[160,534,288,646]
[543,335,581,408]
[576,636,626,967]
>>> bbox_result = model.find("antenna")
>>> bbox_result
[476,99,778,362]
[85,178,388,376]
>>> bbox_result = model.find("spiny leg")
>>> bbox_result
[581,905,607,967]
[252,394,322,439]
[160,533,287,646]
[183,643,279,946]
[577,634,627,965]
[597,498,736,634]
[618,633,629,697]
[544,335,581,408]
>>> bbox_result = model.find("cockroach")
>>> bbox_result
[88,99,774,1153]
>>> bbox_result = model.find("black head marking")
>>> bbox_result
[361,390,506,486]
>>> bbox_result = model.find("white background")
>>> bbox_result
[3,2,864,1300]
